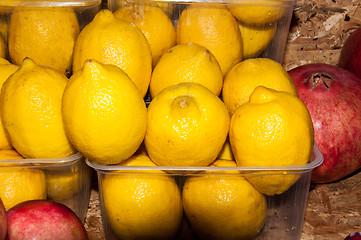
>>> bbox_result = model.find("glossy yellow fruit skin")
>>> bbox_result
[177,4,243,76]
[145,82,230,167]
[0,59,19,150]
[8,7,79,74]
[0,58,76,159]
[62,59,147,165]
[229,86,314,195]
[114,3,176,67]
[217,138,235,161]
[222,58,298,114]
[228,1,286,25]
[183,160,267,240]
[0,149,46,210]
[150,42,223,98]
[73,9,152,97]
[101,154,183,239]
[239,22,276,59]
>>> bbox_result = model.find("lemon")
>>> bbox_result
[45,170,79,201]
[0,59,19,150]
[145,82,230,167]
[0,149,46,210]
[183,160,267,240]
[73,9,152,97]
[101,153,183,239]
[228,0,286,25]
[217,138,235,161]
[222,58,298,114]
[8,7,79,75]
[229,86,314,195]
[239,22,276,59]
[0,58,76,159]
[115,0,174,17]
[62,59,147,165]
[177,4,242,76]
[150,42,223,98]
[114,3,176,67]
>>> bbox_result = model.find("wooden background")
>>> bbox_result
[84,0,361,239]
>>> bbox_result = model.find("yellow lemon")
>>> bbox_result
[45,169,79,201]
[222,58,298,114]
[0,149,22,160]
[62,59,147,165]
[239,22,276,59]
[73,9,152,97]
[229,86,314,195]
[150,42,223,98]
[0,59,19,150]
[0,58,76,159]
[177,4,242,76]
[217,138,235,161]
[114,0,174,17]
[8,7,79,75]
[228,0,286,25]
[0,149,46,210]
[101,153,183,239]
[114,3,176,67]
[145,82,230,167]
[182,160,267,240]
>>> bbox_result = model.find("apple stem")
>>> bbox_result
[308,72,334,90]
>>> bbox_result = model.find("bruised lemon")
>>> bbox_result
[62,59,147,165]
[73,9,152,97]
[222,58,298,114]
[177,4,242,76]
[0,58,76,159]
[229,86,314,195]
[114,3,176,67]
[150,43,223,98]
[8,7,79,74]
[101,153,183,239]
[183,160,267,240]
[145,82,230,167]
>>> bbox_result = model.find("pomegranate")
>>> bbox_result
[0,198,6,240]
[6,199,88,240]
[339,26,361,79]
[345,232,361,240]
[288,63,361,183]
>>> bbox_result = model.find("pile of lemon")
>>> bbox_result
[0,4,314,240]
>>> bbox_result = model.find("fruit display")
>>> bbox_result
[6,199,88,240]
[288,63,361,183]
[0,0,330,239]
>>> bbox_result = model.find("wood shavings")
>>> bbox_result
[283,0,361,70]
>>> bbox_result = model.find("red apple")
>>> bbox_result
[0,198,6,240]
[6,199,88,240]
[288,63,361,183]
[339,26,361,79]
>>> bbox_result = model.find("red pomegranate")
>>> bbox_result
[288,63,361,183]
